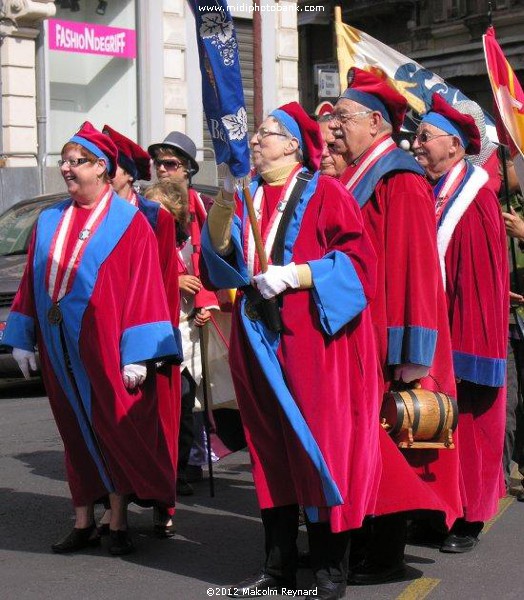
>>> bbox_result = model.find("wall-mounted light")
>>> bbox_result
[96,0,108,15]
[71,0,80,11]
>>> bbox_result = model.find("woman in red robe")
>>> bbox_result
[4,122,182,556]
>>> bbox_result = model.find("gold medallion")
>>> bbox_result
[48,303,63,325]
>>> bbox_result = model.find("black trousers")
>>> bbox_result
[504,334,524,486]
[350,513,407,568]
[178,368,196,473]
[261,505,350,585]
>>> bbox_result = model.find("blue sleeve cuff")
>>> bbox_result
[201,217,251,289]
[308,250,367,337]
[120,321,181,366]
[2,311,36,351]
[387,326,437,367]
[453,350,506,387]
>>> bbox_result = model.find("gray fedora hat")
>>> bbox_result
[148,131,199,175]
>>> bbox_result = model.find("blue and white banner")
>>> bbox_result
[188,0,251,177]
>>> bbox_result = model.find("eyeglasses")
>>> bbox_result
[57,157,91,168]
[414,132,454,144]
[255,127,289,141]
[331,110,372,124]
[154,158,184,170]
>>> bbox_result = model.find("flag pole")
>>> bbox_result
[334,6,344,92]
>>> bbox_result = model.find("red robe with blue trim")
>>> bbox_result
[202,171,383,533]
[436,163,508,522]
[4,194,181,507]
[341,138,462,527]
[136,194,182,500]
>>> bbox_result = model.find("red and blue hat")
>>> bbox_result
[269,101,323,171]
[420,93,481,155]
[68,121,118,177]
[102,124,151,181]
[339,67,407,133]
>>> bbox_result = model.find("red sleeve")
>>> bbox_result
[378,172,441,333]
[10,225,37,319]
[155,208,180,326]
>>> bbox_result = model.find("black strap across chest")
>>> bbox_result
[270,171,313,266]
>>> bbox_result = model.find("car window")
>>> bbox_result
[0,204,43,256]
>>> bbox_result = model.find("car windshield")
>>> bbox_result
[0,204,43,257]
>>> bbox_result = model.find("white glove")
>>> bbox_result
[252,263,300,299]
[394,363,430,383]
[121,362,147,389]
[13,347,37,380]
[223,167,237,194]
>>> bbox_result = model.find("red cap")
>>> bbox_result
[269,101,323,171]
[340,67,407,133]
[102,124,151,181]
[421,94,481,155]
[68,121,118,178]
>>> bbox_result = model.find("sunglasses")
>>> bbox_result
[154,158,184,170]
[414,132,453,144]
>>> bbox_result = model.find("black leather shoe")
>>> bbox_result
[310,579,346,599]
[153,507,176,538]
[227,571,296,598]
[108,530,135,556]
[348,560,406,585]
[440,533,478,553]
[51,524,101,554]
[517,489,524,502]
[186,465,204,483]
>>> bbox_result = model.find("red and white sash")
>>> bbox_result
[46,187,112,302]
[244,165,302,277]
[435,159,467,221]
[344,137,396,194]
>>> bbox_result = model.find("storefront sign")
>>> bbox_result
[48,19,136,59]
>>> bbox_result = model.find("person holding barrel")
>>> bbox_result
[413,94,508,553]
[330,68,462,583]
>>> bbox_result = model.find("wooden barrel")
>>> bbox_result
[380,388,458,449]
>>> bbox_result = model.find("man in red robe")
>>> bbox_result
[202,102,382,600]
[330,68,462,584]
[4,122,182,554]
[102,124,182,537]
[413,94,508,553]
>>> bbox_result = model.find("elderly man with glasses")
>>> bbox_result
[412,94,508,554]
[329,68,462,585]
[202,101,385,600]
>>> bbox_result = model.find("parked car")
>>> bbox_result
[0,184,219,382]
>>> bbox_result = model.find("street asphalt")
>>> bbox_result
[0,386,522,600]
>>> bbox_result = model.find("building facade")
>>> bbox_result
[0,0,300,210]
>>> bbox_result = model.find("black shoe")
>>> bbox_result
[227,571,296,598]
[348,560,406,585]
[517,489,524,502]
[440,533,478,553]
[186,464,204,483]
[97,523,110,536]
[153,507,176,538]
[108,530,135,556]
[310,579,346,600]
[51,524,101,554]
[176,475,194,496]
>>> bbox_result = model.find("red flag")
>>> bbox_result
[483,26,524,158]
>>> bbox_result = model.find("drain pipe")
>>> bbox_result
[35,22,46,194]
